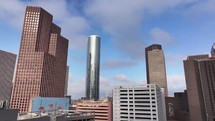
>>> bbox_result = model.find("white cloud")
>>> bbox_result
[102,59,137,69]
[150,27,174,44]
[0,0,90,51]
[67,76,115,99]
[28,0,90,51]
[59,73,187,99]
[100,76,113,98]
[166,54,187,65]
[83,0,195,60]
[67,76,85,99]
[0,1,25,29]
[2,0,210,99]
[27,0,69,21]
[60,16,90,50]
[185,0,215,16]
[113,74,141,85]
[84,0,146,59]
[113,74,131,83]
[67,74,144,99]
[167,75,186,96]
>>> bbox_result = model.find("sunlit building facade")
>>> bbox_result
[10,6,68,112]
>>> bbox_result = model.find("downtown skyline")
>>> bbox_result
[0,0,215,99]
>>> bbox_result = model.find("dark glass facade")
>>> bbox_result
[10,6,68,112]
[0,50,16,101]
[86,35,100,101]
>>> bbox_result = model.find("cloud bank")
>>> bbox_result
[2,0,214,99]
[167,75,186,96]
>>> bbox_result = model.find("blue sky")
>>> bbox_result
[0,0,215,99]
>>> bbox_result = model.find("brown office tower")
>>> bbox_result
[184,53,215,121]
[145,44,168,96]
[10,6,68,112]
[0,50,16,101]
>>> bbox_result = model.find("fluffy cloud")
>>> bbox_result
[2,0,213,99]
[0,0,90,51]
[113,74,141,85]
[100,77,114,98]
[0,1,25,29]
[83,0,196,59]
[113,74,131,83]
[166,54,187,65]
[150,27,174,44]
[84,0,146,59]
[29,0,91,51]
[28,0,69,20]
[60,16,90,50]
[167,75,186,96]
[67,76,85,99]
[67,76,115,99]
[1,0,209,55]
[102,59,137,69]
[67,74,143,99]
[184,0,215,16]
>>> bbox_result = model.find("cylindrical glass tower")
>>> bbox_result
[86,35,100,100]
[211,42,215,57]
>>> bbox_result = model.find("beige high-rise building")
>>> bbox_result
[10,6,68,112]
[145,44,168,96]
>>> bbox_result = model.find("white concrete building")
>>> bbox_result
[113,84,166,121]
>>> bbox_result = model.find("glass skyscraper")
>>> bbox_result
[86,35,100,101]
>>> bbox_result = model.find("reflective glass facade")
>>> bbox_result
[86,35,100,100]
[211,42,215,56]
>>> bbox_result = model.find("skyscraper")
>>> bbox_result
[184,54,215,121]
[211,42,215,57]
[10,6,68,112]
[145,44,168,96]
[0,50,16,101]
[86,35,100,101]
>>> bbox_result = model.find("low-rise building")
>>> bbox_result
[0,109,94,121]
[76,97,112,121]
[113,84,166,121]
